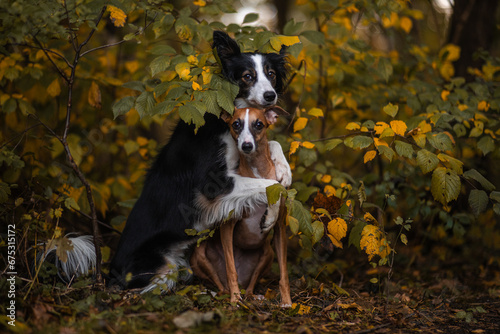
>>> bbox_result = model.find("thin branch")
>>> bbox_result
[31,36,70,83]
[8,43,73,69]
[63,0,79,51]
[80,12,158,58]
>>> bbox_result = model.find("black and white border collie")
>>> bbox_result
[44,31,291,292]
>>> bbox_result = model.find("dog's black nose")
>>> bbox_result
[242,142,254,153]
[263,91,276,103]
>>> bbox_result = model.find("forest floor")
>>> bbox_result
[2,243,499,334]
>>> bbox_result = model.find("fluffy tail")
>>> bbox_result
[37,235,96,282]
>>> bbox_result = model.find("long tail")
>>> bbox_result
[37,235,96,282]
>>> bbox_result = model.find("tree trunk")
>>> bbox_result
[447,0,500,79]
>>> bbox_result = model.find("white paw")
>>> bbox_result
[268,141,292,187]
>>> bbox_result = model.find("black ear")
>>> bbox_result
[212,31,241,61]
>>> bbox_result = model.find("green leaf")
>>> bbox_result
[377,57,393,82]
[64,197,81,211]
[112,96,135,119]
[477,136,495,156]
[178,104,205,130]
[150,55,171,76]
[463,169,496,191]
[149,44,176,55]
[351,136,373,150]
[288,216,299,235]
[437,153,464,175]
[0,181,11,204]
[200,90,220,116]
[382,102,398,117]
[122,81,146,92]
[468,189,488,216]
[348,220,366,250]
[216,89,235,113]
[490,191,500,203]
[311,220,324,245]
[243,13,259,24]
[266,183,287,205]
[453,123,467,137]
[325,139,343,151]
[290,200,312,237]
[431,167,461,205]
[151,100,178,116]
[300,30,325,45]
[394,140,414,159]
[416,149,439,174]
[135,91,156,118]
[427,133,453,151]
[377,145,395,162]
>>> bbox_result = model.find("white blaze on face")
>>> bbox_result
[238,108,255,153]
[247,54,276,106]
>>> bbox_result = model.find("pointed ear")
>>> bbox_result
[265,106,289,125]
[212,31,241,61]
[221,109,234,123]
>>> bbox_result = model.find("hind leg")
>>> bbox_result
[190,240,227,292]
[245,241,274,298]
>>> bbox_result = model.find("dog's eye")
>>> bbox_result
[254,121,264,130]
[232,121,242,131]
[243,74,253,81]
[267,70,276,78]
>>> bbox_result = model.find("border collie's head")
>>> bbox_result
[213,31,289,109]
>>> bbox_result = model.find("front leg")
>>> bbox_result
[220,219,240,303]
[269,141,292,187]
[273,198,292,307]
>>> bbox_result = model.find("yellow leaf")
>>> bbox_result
[175,62,192,81]
[440,44,461,62]
[328,218,347,241]
[292,303,311,315]
[320,174,331,183]
[125,60,139,74]
[381,12,398,28]
[374,122,389,135]
[137,136,148,146]
[108,5,127,28]
[202,67,213,85]
[308,107,324,118]
[390,120,407,136]
[418,120,432,133]
[270,35,301,51]
[187,55,199,65]
[439,62,455,81]
[345,122,361,131]
[364,150,377,163]
[441,90,450,101]
[412,133,427,148]
[289,141,301,156]
[364,212,378,224]
[192,81,202,91]
[293,117,308,132]
[302,141,315,149]
[88,81,101,109]
[328,234,343,249]
[478,100,490,111]
[400,16,412,33]
[324,185,336,196]
[193,0,206,6]
[360,225,381,261]
[47,78,61,97]
[373,137,389,147]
